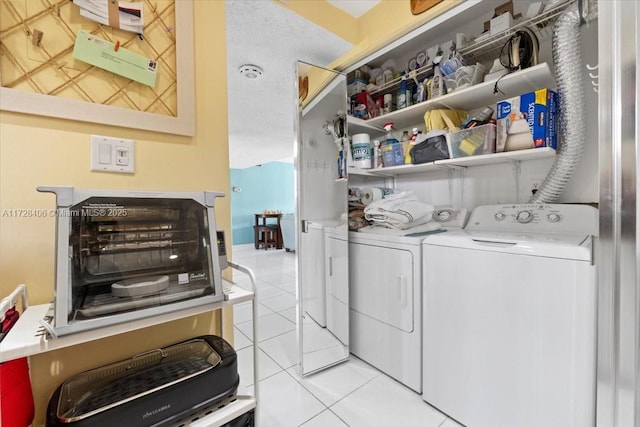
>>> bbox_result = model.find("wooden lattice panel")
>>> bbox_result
[0,0,177,117]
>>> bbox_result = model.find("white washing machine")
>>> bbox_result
[422,204,598,427]
[349,231,425,393]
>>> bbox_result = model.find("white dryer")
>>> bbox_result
[349,231,425,392]
[422,204,598,427]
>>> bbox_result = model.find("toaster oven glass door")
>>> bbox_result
[295,61,350,375]
[68,197,218,320]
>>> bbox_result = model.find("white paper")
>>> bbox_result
[72,0,144,34]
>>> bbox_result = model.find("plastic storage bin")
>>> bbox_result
[380,141,404,166]
[447,124,496,158]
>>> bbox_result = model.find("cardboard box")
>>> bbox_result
[496,88,558,152]
[490,12,513,35]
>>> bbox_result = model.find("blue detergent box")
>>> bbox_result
[496,88,558,152]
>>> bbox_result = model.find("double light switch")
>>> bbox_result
[91,135,135,173]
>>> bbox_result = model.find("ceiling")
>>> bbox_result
[326,0,381,18]
[225,0,380,169]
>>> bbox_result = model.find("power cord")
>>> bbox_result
[494,27,539,95]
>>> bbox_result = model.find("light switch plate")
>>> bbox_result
[91,135,135,173]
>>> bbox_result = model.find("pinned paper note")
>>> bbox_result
[72,30,157,87]
[72,0,144,34]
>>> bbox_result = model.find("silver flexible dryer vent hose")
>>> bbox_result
[528,0,595,203]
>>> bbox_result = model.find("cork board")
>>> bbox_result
[0,0,195,135]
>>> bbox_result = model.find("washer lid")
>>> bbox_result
[423,230,593,261]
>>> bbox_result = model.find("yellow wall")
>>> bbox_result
[0,1,229,424]
[289,0,462,105]
[277,0,463,70]
[0,0,465,423]
[334,0,464,69]
[275,0,358,44]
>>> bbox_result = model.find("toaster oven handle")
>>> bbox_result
[126,348,167,370]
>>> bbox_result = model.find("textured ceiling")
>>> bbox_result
[327,0,381,18]
[225,0,353,169]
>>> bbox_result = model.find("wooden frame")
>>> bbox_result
[0,1,195,136]
[410,0,443,16]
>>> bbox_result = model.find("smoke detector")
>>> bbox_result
[239,64,263,79]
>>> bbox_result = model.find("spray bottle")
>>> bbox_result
[381,123,403,166]
[397,74,411,110]
[431,56,445,98]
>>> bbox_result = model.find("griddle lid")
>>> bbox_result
[55,338,221,422]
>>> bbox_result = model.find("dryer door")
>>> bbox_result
[350,243,414,332]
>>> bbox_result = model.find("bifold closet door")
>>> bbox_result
[597,2,640,426]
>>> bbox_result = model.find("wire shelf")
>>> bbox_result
[352,1,575,99]
[364,63,434,99]
[458,0,574,63]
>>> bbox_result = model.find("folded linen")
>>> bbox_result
[364,191,434,229]
[365,213,430,230]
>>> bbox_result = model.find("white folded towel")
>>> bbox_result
[366,214,430,230]
[364,191,434,230]
[364,191,434,229]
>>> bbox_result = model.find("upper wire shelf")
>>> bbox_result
[458,0,574,63]
[352,1,574,99]
[365,63,434,99]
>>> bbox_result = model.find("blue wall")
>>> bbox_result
[230,162,295,245]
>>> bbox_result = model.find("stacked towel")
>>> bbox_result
[363,191,434,230]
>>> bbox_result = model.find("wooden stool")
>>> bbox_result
[254,225,278,250]
[254,213,283,250]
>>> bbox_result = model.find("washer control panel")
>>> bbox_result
[432,207,469,228]
[516,210,534,224]
[467,204,598,235]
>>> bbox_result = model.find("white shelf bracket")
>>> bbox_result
[511,160,522,203]
[447,167,467,208]
[384,175,396,189]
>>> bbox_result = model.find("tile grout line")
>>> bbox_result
[326,369,381,410]
[243,347,286,390]
[234,317,296,346]
[280,364,332,425]
[256,332,298,371]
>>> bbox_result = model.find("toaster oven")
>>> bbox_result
[38,186,227,337]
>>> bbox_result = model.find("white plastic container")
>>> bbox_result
[351,133,372,169]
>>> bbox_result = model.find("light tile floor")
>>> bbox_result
[229,244,463,427]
